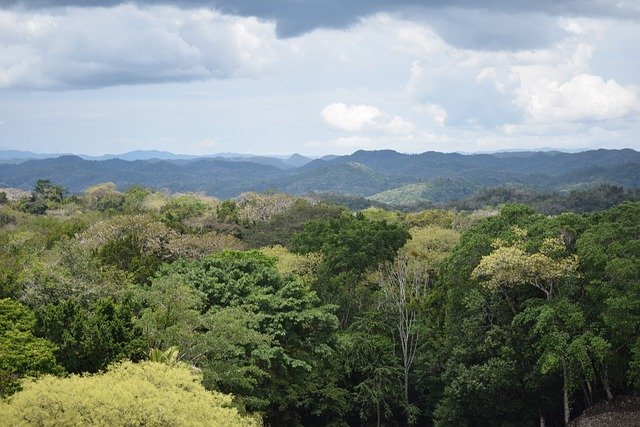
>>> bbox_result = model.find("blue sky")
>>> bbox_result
[1,1,639,156]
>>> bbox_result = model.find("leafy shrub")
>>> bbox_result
[0,360,259,426]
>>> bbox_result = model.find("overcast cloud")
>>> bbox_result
[0,0,639,155]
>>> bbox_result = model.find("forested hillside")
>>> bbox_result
[0,149,639,200]
[1,180,638,425]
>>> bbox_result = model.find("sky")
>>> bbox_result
[0,1,639,156]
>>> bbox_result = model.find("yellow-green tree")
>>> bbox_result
[472,227,579,302]
[0,360,259,426]
[471,227,583,425]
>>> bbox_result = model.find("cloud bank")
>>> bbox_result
[0,1,639,155]
[0,5,277,89]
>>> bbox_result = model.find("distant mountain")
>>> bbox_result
[278,162,397,196]
[0,150,73,163]
[286,153,313,167]
[83,150,199,161]
[0,149,316,169]
[0,149,638,202]
[0,155,281,198]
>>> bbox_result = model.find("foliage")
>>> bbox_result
[79,214,176,283]
[401,226,460,268]
[0,298,62,396]
[291,214,410,325]
[259,245,323,285]
[137,250,342,424]
[403,209,456,229]
[0,361,259,426]
[234,191,298,223]
[148,346,180,365]
[34,297,145,374]
[243,199,344,248]
[33,179,65,203]
[472,227,580,299]
[291,215,409,276]
[83,182,125,211]
[167,231,245,260]
[160,193,216,232]
[0,179,638,426]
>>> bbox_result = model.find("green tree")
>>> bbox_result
[577,202,640,395]
[83,182,125,211]
[34,179,65,203]
[243,199,344,248]
[471,226,596,424]
[138,251,342,424]
[0,298,62,396]
[35,297,145,374]
[434,205,556,424]
[79,214,176,284]
[343,315,403,427]
[160,194,214,232]
[291,215,410,325]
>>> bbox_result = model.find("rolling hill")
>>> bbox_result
[1,149,638,202]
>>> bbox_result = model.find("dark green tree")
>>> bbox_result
[138,250,344,425]
[291,214,410,325]
[0,298,62,396]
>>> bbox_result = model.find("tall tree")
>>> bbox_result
[378,255,430,406]
[472,227,583,424]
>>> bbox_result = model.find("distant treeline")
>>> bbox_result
[315,183,640,216]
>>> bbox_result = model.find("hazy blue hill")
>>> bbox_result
[0,150,73,163]
[277,161,397,196]
[286,153,312,167]
[0,149,637,201]
[210,155,292,169]
[88,150,193,161]
[302,148,640,183]
[0,150,42,159]
[553,163,640,189]
[0,156,282,197]
[369,178,480,204]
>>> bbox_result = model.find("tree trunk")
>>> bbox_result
[404,367,409,402]
[563,361,570,425]
[539,408,546,427]
[376,400,381,427]
[601,371,614,400]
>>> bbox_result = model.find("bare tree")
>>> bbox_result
[378,255,431,402]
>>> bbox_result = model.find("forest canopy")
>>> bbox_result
[0,181,638,426]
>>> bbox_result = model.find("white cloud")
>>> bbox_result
[321,103,381,132]
[321,102,415,133]
[514,73,640,123]
[415,103,447,125]
[0,5,278,89]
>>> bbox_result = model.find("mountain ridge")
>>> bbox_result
[1,148,638,202]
